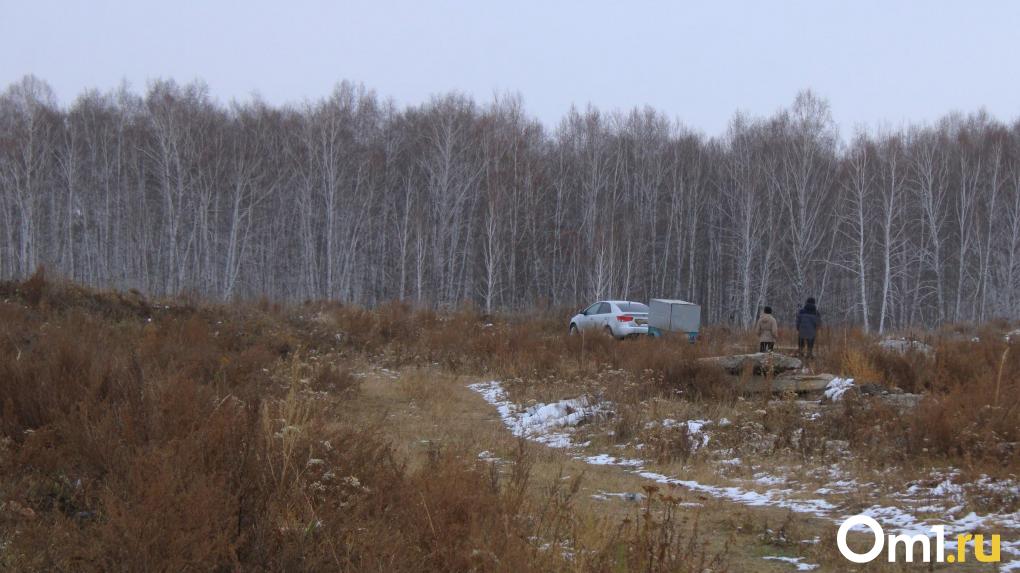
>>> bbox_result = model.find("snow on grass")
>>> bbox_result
[470,379,1020,570]
[647,417,712,448]
[519,398,593,432]
[930,477,964,498]
[636,471,837,516]
[753,473,787,486]
[762,555,819,570]
[879,338,934,356]
[823,377,854,401]
[477,450,502,462]
[469,381,834,519]
[850,503,1020,567]
[584,454,644,466]
[592,491,644,502]
[684,419,712,448]
[973,474,1020,500]
[468,380,600,448]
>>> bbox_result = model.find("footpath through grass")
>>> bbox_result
[1,275,1017,571]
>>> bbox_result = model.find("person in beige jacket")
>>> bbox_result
[756,306,778,353]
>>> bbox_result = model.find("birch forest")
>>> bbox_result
[2,75,1020,331]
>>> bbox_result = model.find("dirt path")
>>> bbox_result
[341,366,854,572]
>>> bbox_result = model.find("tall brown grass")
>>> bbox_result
[324,300,1018,473]
[3,276,1016,569]
[818,327,1020,471]
[0,278,583,571]
[587,486,729,572]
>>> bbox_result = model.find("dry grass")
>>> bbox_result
[321,299,1020,474]
[0,276,737,572]
[815,329,1020,471]
[585,486,729,572]
[3,275,1018,570]
[0,278,572,571]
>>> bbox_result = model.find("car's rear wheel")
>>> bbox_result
[604,325,616,340]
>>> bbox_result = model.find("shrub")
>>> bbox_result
[21,266,47,308]
[584,487,729,572]
[0,279,584,571]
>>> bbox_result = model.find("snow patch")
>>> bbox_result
[879,338,933,356]
[592,491,644,502]
[477,450,501,463]
[470,379,1020,569]
[584,454,643,467]
[469,380,600,449]
[754,473,787,486]
[931,477,964,499]
[762,555,819,570]
[823,377,855,401]
[648,418,711,448]
[636,471,837,516]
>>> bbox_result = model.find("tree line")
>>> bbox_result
[2,75,1019,331]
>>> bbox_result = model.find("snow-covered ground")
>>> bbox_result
[469,380,601,448]
[470,379,1020,570]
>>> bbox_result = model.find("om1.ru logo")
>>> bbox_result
[837,515,1000,564]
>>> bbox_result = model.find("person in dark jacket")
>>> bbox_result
[796,297,821,358]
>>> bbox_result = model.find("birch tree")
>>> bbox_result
[3,76,1020,327]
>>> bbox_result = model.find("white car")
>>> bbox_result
[568,300,650,339]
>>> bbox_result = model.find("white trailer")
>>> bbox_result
[647,299,701,341]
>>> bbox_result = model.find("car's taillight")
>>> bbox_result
[617,315,633,322]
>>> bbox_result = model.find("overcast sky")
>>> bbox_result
[2,0,1018,136]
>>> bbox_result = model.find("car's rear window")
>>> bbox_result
[617,302,648,313]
